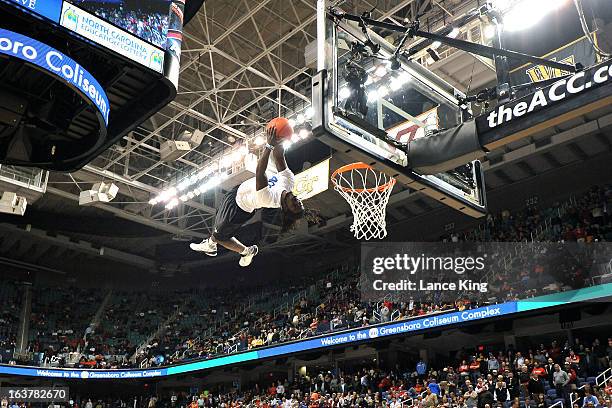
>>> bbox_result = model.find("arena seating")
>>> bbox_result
[37,338,612,408]
[0,280,20,363]
[0,185,609,369]
[28,287,103,361]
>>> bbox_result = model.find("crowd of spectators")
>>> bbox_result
[67,1,169,48]
[162,335,612,408]
[8,336,611,408]
[442,186,611,244]
[0,281,20,364]
[136,185,611,367]
[0,185,609,369]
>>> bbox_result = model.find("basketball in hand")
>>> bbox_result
[266,117,294,141]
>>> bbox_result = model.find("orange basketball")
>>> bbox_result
[266,117,294,140]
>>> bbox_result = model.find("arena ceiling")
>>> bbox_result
[43,0,497,236]
[1,0,612,273]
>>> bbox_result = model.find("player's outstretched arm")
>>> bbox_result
[272,141,288,172]
[256,128,276,190]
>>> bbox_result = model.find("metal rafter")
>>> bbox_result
[42,0,519,251]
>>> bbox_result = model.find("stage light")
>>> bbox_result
[231,150,243,163]
[203,177,219,191]
[373,65,387,78]
[389,78,402,91]
[398,72,412,84]
[484,25,497,40]
[179,195,189,202]
[220,155,232,168]
[254,135,265,146]
[367,89,379,102]
[282,140,292,149]
[165,198,179,210]
[339,86,352,100]
[431,41,442,50]
[492,0,512,12]
[296,113,305,124]
[503,0,569,32]
[305,107,314,119]
[177,179,190,191]
[378,85,389,98]
[154,187,176,204]
[244,152,258,173]
[298,128,309,139]
[288,118,297,127]
[291,133,300,143]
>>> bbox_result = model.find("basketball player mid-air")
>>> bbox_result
[190,125,305,267]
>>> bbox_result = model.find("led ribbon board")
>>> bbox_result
[477,60,612,141]
[0,28,110,126]
[1,0,63,22]
[59,3,165,74]
[1,283,610,379]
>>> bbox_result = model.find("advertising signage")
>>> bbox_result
[1,284,610,380]
[59,3,165,73]
[0,28,110,126]
[0,302,520,379]
[2,0,63,22]
[63,0,172,50]
[3,0,166,73]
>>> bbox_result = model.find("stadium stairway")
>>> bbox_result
[82,288,113,353]
[569,367,612,407]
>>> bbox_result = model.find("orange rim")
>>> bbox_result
[331,162,396,193]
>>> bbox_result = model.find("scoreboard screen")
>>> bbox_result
[64,0,171,49]
[2,0,170,73]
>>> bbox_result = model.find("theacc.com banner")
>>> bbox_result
[361,242,611,303]
[483,61,612,130]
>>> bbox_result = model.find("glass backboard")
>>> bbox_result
[312,1,487,217]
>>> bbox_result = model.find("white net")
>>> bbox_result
[332,163,396,240]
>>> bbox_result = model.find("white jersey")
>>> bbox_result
[235,168,295,213]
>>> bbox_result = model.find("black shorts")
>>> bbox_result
[212,186,255,241]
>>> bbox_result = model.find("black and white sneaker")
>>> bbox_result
[189,238,217,256]
[239,245,258,267]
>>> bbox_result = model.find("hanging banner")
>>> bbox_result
[292,158,330,201]
[510,36,598,86]
[0,28,110,126]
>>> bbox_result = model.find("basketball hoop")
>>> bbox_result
[331,162,396,240]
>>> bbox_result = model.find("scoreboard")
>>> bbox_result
[2,0,172,73]
[0,0,192,171]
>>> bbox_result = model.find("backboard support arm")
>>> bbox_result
[330,10,579,74]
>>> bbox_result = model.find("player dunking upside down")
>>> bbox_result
[190,126,305,266]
